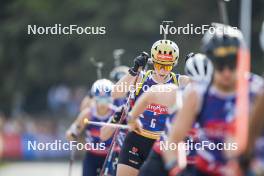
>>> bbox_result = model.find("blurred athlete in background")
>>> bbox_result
[109,65,129,107]
[66,79,117,176]
[163,24,264,176]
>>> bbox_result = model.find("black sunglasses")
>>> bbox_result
[213,56,237,71]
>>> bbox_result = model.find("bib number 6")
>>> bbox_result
[150,119,156,128]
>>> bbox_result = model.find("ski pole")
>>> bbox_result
[84,118,130,129]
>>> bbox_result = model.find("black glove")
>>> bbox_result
[129,52,149,76]
[71,133,78,139]
[111,107,124,123]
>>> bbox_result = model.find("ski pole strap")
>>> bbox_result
[135,70,152,96]
[170,72,180,86]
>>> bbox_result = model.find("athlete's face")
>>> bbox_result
[153,63,172,79]
[212,56,237,91]
[155,67,171,77]
[95,101,110,116]
[94,97,112,114]
[214,66,236,91]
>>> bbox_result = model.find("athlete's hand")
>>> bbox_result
[129,52,149,76]
[66,129,78,141]
[128,118,142,133]
[111,107,124,123]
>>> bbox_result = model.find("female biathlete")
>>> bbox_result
[163,24,264,176]
[111,39,189,176]
[66,79,117,176]
[127,53,214,176]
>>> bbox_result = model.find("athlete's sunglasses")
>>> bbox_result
[213,56,237,71]
[153,62,173,71]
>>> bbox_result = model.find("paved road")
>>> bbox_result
[0,161,82,176]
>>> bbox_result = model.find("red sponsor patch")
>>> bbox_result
[157,54,173,61]
[146,103,168,114]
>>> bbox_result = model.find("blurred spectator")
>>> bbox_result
[67,86,87,117]
[47,84,71,115]
[48,85,87,117]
